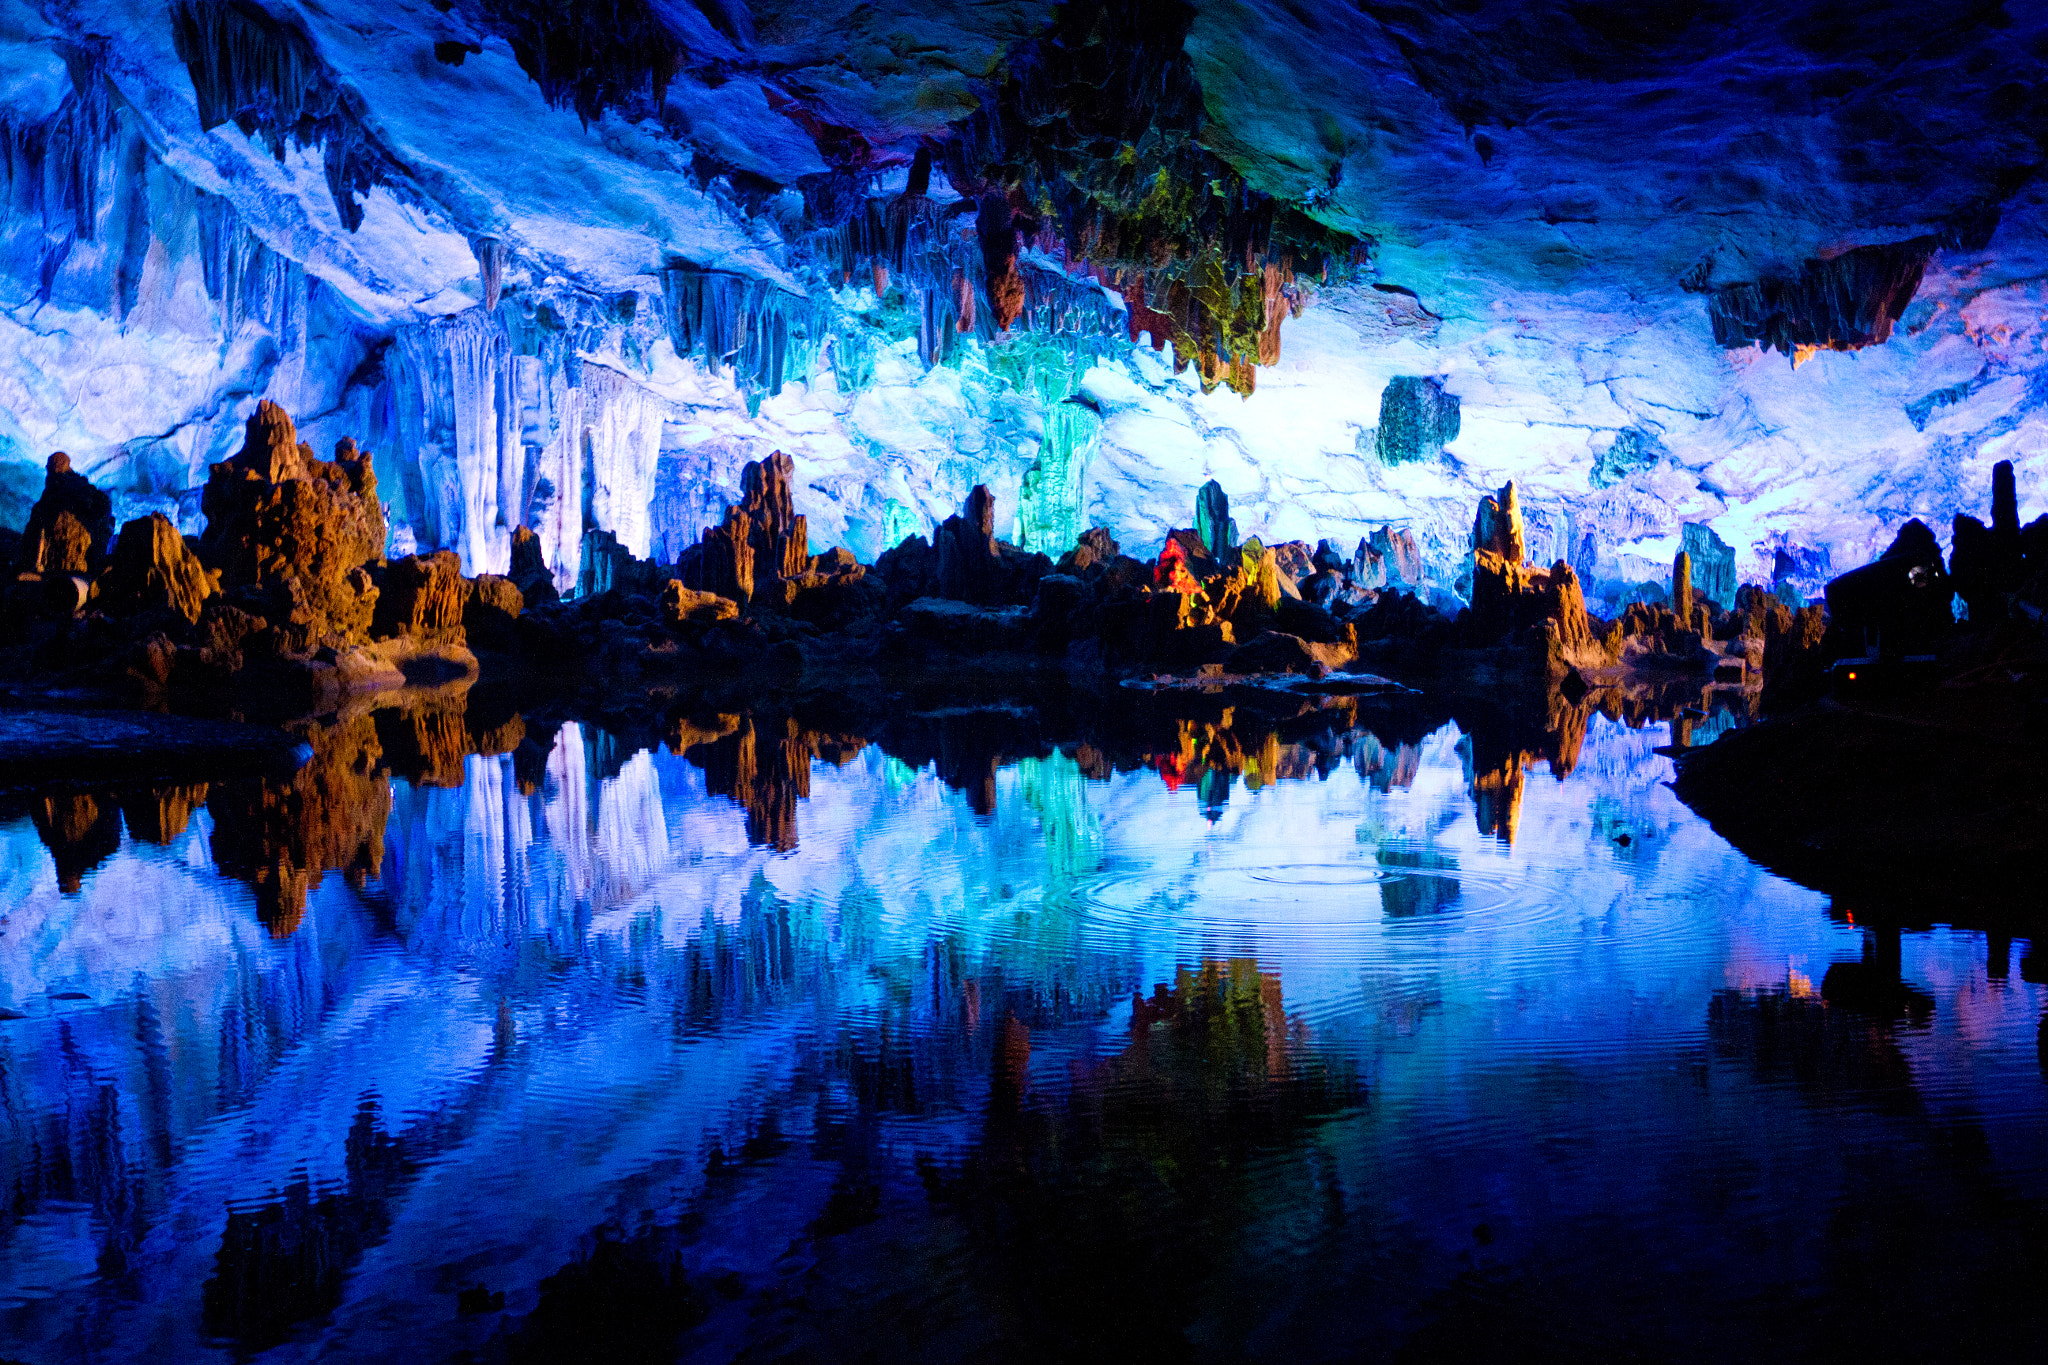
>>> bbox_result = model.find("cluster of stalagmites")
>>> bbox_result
[12,405,2038,705]
[1,401,528,705]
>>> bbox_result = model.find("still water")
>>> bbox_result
[0,696,2042,1362]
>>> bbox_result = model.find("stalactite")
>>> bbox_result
[472,0,679,128]
[660,265,829,404]
[472,236,509,312]
[169,0,401,231]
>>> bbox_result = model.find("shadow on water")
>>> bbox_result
[0,676,2043,1362]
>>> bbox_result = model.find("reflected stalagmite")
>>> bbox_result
[31,792,121,894]
[119,783,209,845]
[208,713,389,935]
[675,714,864,851]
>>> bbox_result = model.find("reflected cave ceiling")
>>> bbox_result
[3,0,2047,595]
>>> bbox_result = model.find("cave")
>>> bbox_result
[0,2,2043,1360]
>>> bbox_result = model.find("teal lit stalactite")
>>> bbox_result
[1019,399,1102,556]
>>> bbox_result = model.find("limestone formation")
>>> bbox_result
[21,510,93,577]
[373,551,467,646]
[736,451,810,581]
[1825,519,1952,655]
[17,453,114,574]
[697,509,757,605]
[100,513,214,623]
[1195,479,1236,559]
[463,574,525,649]
[1373,376,1461,466]
[1471,481,1526,563]
[1951,459,2028,621]
[199,404,385,653]
[934,485,1005,604]
[508,526,560,605]
[1680,523,1737,610]
[1672,550,1694,627]
[662,580,741,626]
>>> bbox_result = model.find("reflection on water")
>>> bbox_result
[0,685,2043,1362]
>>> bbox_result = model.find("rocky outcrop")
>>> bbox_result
[935,485,1003,604]
[1194,479,1236,559]
[736,451,810,581]
[1471,481,1525,563]
[662,580,740,626]
[925,485,1050,607]
[199,403,385,653]
[1825,519,1951,657]
[463,574,526,649]
[695,509,757,605]
[99,513,214,623]
[508,526,560,606]
[1951,459,2028,622]
[1373,376,1460,466]
[17,453,114,575]
[1680,522,1737,610]
[372,551,467,646]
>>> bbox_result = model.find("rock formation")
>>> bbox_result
[1825,519,1952,657]
[1471,481,1526,563]
[372,552,467,646]
[1195,480,1236,560]
[1672,549,1695,629]
[1680,523,1737,610]
[99,513,214,623]
[508,526,560,606]
[935,485,1003,604]
[199,404,385,653]
[17,453,114,575]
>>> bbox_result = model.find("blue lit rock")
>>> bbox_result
[1680,523,1738,611]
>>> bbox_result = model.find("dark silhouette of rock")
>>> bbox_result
[935,485,1005,605]
[696,508,756,605]
[199,404,384,653]
[99,512,214,623]
[508,526,559,605]
[463,574,524,649]
[873,532,933,606]
[1825,519,1952,657]
[1952,459,2026,622]
[1992,457,2019,543]
[32,792,121,894]
[18,452,113,573]
[121,783,210,845]
[1951,513,2001,621]
[1059,525,1120,573]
